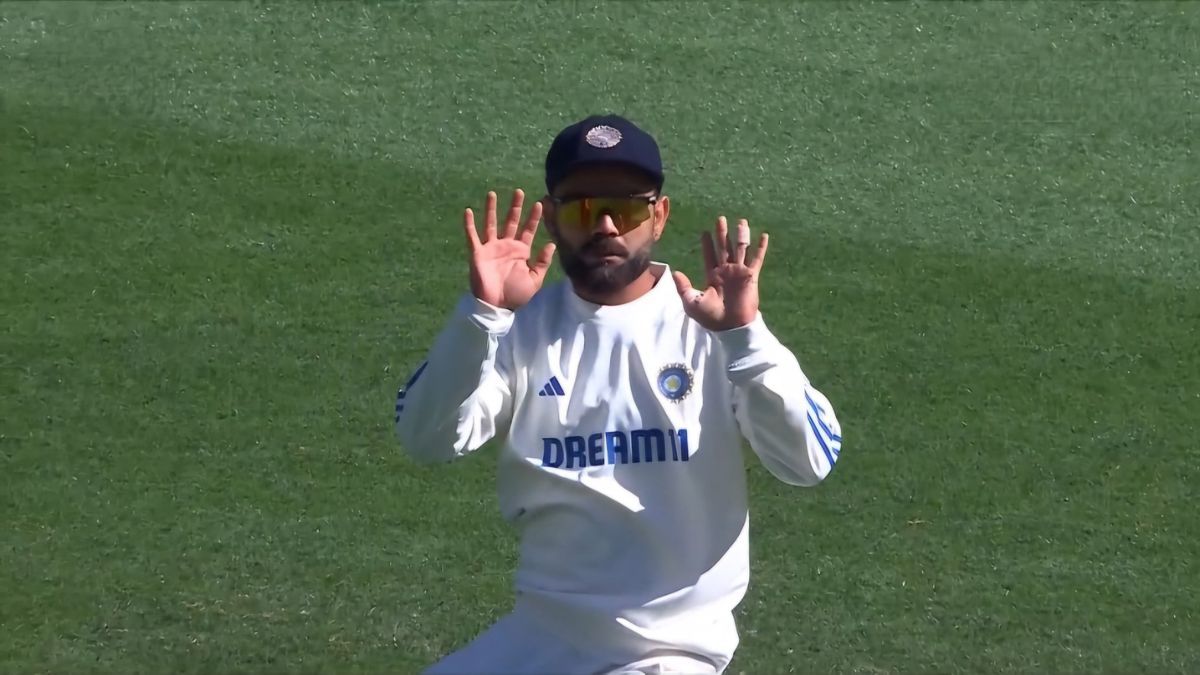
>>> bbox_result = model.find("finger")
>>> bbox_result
[519,199,544,244]
[748,232,769,270]
[464,208,481,252]
[701,231,718,272]
[504,189,525,238]
[484,191,498,241]
[672,271,706,305]
[714,216,729,264]
[531,241,557,275]
[734,219,750,264]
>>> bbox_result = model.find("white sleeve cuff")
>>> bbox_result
[714,312,778,363]
[455,293,515,335]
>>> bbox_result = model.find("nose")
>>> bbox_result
[591,213,620,236]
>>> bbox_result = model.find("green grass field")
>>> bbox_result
[2,1,1198,672]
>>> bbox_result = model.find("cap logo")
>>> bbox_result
[585,125,622,148]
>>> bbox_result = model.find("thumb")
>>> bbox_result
[531,242,556,276]
[672,271,704,305]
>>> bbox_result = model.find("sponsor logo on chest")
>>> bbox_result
[541,428,690,469]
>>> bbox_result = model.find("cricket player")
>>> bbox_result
[395,114,842,674]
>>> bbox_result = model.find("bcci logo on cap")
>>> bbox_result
[585,125,622,148]
[657,363,694,402]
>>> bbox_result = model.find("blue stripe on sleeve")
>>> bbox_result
[805,391,842,442]
[807,413,838,467]
[405,361,430,389]
[394,361,428,417]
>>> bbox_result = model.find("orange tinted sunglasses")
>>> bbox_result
[551,195,659,234]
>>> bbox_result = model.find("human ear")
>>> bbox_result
[653,195,670,241]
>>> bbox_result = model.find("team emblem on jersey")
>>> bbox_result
[585,125,622,148]
[657,363,694,402]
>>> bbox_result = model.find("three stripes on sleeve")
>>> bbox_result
[805,390,841,468]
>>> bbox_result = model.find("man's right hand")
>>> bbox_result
[464,189,557,311]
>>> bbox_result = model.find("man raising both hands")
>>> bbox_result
[395,114,843,674]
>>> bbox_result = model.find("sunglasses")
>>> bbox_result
[550,195,659,234]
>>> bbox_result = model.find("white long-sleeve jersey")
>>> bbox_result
[394,262,842,670]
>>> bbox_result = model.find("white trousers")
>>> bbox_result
[423,605,721,675]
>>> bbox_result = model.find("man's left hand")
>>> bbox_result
[673,216,769,332]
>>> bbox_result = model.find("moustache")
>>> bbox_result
[581,240,628,257]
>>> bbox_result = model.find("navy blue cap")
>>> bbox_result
[544,114,664,195]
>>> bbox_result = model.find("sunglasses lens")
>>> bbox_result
[558,198,652,233]
[557,200,586,228]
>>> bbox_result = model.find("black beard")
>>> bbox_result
[557,240,653,296]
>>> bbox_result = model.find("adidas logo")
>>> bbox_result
[537,376,566,397]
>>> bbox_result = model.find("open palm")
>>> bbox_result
[464,189,556,310]
[672,216,769,331]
